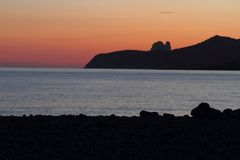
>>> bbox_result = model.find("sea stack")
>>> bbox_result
[150,41,171,52]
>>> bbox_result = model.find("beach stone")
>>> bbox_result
[183,115,190,118]
[140,110,160,118]
[233,109,240,118]
[191,103,222,119]
[163,113,175,119]
[78,114,87,119]
[182,115,190,120]
[110,114,116,117]
[223,109,238,118]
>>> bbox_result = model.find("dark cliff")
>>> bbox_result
[85,35,240,70]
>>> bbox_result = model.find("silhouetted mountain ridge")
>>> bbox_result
[85,35,240,70]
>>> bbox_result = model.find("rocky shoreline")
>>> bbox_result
[1,103,240,159]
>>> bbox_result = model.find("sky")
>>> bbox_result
[0,0,240,68]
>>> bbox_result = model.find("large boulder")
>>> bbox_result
[140,110,160,118]
[191,103,222,119]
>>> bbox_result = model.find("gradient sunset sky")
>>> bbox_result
[1,0,240,68]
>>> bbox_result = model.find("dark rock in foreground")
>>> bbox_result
[222,108,238,118]
[1,103,240,159]
[191,102,222,119]
[163,113,175,119]
[140,110,160,118]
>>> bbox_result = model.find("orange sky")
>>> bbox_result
[0,0,240,68]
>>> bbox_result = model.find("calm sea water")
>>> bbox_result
[0,68,240,116]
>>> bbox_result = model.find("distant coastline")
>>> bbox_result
[85,35,240,70]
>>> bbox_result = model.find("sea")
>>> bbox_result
[0,68,240,116]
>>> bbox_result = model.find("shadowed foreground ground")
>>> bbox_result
[1,112,240,160]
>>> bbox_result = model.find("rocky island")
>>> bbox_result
[85,35,240,70]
